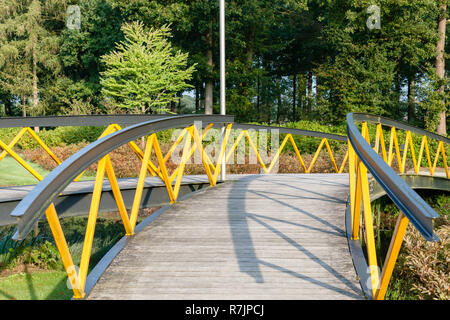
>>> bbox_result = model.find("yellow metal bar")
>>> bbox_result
[111,124,161,179]
[265,133,290,174]
[245,130,269,173]
[441,143,449,178]
[73,124,117,182]
[170,124,216,182]
[104,155,134,236]
[45,203,85,298]
[374,124,381,153]
[338,150,348,174]
[348,141,356,225]
[190,126,215,186]
[25,127,62,165]
[130,135,155,230]
[152,135,176,203]
[212,123,233,181]
[306,138,325,173]
[431,141,443,176]
[359,160,379,296]
[79,155,107,291]
[406,131,418,174]
[391,128,403,172]
[375,212,409,300]
[173,128,193,199]
[288,135,308,172]
[225,130,246,164]
[163,128,188,162]
[323,138,339,173]
[377,124,388,163]
[164,124,214,164]
[0,127,27,162]
[352,159,362,240]
[0,139,44,181]
[401,131,410,174]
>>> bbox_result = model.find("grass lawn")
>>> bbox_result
[0,270,73,300]
[0,156,50,187]
[0,155,94,187]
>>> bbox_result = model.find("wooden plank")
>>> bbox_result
[87,174,364,300]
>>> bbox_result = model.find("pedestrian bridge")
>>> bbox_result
[1,113,448,300]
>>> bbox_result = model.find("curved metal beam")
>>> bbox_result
[0,114,179,128]
[10,115,233,240]
[347,113,440,241]
[352,113,450,144]
[233,123,347,141]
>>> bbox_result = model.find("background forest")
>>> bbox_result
[0,0,448,134]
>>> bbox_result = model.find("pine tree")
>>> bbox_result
[100,21,196,114]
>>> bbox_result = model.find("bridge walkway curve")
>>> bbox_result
[88,173,364,300]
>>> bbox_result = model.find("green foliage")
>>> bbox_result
[0,126,106,149]
[100,21,196,113]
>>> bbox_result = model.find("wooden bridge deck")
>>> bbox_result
[88,174,364,300]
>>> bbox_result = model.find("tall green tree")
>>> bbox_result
[0,0,65,116]
[100,21,196,113]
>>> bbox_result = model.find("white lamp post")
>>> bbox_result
[219,0,226,181]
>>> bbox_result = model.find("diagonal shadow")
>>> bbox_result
[257,259,362,299]
[227,175,264,283]
[248,214,362,295]
[243,189,345,204]
[267,178,347,203]
[248,189,345,234]
[24,264,38,300]
[247,213,344,238]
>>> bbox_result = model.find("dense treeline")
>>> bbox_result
[0,0,448,133]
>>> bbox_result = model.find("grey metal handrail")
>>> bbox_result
[347,113,442,241]
[0,114,177,128]
[10,115,234,240]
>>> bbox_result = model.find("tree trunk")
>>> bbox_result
[292,74,297,122]
[256,69,260,117]
[407,75,415,123]
[22,95,27,117]
[307,71,313,114]
[32,34,39,132]
[277,77,282,123]
[436,2,446,135]
[195,85,200,113]
[205,22,214,115]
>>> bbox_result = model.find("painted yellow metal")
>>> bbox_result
[173,128,193,198]
[190,125,215,186]
[306,138,326,173]
[212,123,233,182]
[348,142,356,226]
[359,160,379,296]
[0,128,27,162]
[0,139,44,181]
[129,134,155,230]
[45,203,85,299]
[351,160,362,241]
[375,212,409,300]
[104,155,134,236]
[152,135,176,203]
[25,127,62,166]
[324,138,339,173]
[79,155,107,291]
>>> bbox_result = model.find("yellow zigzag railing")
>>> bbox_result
[348,121,448,301]
[2,120,447,299]
[1,122,351,298]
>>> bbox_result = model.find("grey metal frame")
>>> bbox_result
[347,113,444,241]
[10,115,234,240]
